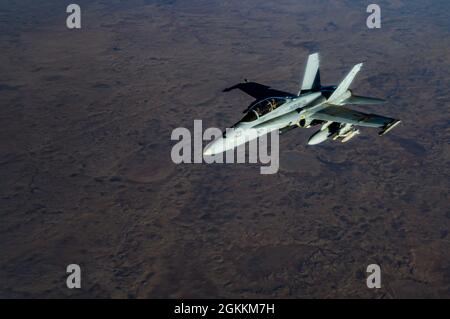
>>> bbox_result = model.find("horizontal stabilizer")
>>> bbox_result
[223,81,296,100]
[344,95,385,105]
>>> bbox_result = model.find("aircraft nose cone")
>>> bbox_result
[203,143,215,156]
[203,137,224,156]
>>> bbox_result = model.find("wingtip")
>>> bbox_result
[379,120,401,136]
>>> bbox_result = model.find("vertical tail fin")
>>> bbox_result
[327,63,363,104]
[299,53,321,95]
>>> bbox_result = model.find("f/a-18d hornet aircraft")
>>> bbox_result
[203,53,401,156]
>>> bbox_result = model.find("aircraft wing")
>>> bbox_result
[310,105,400,134]
[223,81,296,100]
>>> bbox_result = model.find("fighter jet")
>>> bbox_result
[203,53,401,155]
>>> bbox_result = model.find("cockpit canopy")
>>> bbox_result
[240,97,289,123]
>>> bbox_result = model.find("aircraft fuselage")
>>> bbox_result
[203,91,328,156]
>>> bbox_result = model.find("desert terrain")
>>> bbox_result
[0,0,449,298]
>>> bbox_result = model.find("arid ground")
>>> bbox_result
[0,0,449,298]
